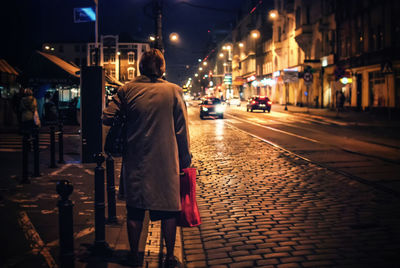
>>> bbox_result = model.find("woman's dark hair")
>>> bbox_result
[139,48,166,79]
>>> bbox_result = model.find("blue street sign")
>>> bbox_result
[74,7,96,23]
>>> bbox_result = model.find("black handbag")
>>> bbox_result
[104,109,127,157]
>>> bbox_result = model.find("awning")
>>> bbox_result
[0,59,19,75]
[37,51,80,77]
[105,74,124,87]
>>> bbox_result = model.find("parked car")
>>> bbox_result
[246,96,272,113]
[199,97,225,119]
[226,97,241,106]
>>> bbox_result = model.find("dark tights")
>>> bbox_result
[127,217,177,260]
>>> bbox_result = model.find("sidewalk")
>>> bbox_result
[0,125,182,268]
[2,106,400,267]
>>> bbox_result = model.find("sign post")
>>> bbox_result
[303,71,313,112]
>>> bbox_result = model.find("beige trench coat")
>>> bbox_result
[102,76,191,211]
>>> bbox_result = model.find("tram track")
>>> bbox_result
[221,115,400,198]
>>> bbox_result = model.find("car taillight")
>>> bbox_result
[268,101,272,105]
[252,101,256,104]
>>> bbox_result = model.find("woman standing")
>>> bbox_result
[103,49,191,267]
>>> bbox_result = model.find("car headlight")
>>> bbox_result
[202,107,208,112]
[215,105,225,113]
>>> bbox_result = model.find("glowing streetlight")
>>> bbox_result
[219,53,224,58]
[203,61,207,66]
[169,32,179,42]
[269,10,278,20]
[195,73,198,77]
[239,42,244,48]
[199,67,203,71]
[44,45,50,50]
[149,36,156,41]
[251,29,260,39]
[198,59,202,62]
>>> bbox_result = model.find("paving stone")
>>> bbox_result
[181,113,400,268]
[228,261,255,268]
[186,253,206,262]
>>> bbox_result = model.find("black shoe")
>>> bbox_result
[122,253,142,267]
[163,256,181,268]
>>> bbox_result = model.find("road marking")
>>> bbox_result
[17,211,58,268]
[227,113,322,144]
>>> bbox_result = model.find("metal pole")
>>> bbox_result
[58,123,65,164]
[154,0,164,52]
[21,134,30,184]
[306,84,310,113]
[33,128,40,177]
[106,154,118,224]
[321,67,324,108]
[285,82,288,111]
[91,153,111,255]
[56,180,74,268]
[95,0,99,66]
[50,126,57,168]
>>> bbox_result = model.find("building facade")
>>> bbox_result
[227,0,399,111]
[42,36,150,83]
[88,35,150,83]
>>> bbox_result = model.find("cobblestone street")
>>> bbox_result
[181,118,400,267]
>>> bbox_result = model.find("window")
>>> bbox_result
[111,69,116,78]
[104,55,109,63]
[110,54,115,63]
[128,67,135,79]
[128,52,135,64]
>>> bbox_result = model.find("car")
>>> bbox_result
[227,97,241,106]
[246,96,272,113]
[199,97,225,119]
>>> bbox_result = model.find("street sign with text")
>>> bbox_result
[74,7,96,23]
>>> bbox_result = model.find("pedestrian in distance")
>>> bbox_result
[19,88,40,135]
[102,48,191,267]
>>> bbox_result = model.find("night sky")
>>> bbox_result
[1,0,249,85]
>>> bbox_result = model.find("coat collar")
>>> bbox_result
[133,75,166,83]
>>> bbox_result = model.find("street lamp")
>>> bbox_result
[250,29,260,39]
[269,10,278,20]
[169,32,179,42]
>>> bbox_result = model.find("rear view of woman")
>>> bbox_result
[103,49,191,267]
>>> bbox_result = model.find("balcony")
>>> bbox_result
[294,24,313,54]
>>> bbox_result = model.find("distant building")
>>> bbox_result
[88,35,150,83]
[42,35,150,83]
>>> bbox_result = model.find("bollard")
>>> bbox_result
[58,122,65,164]
[49,126,57,168]
[56,180,74,268]
[90,153,111,255]
[106,154,118,224]
[21,134,30,184]
[33,128,40,177]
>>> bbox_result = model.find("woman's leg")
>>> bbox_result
[161,216,177,260]
[127,219,143,257]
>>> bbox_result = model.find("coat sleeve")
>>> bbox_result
[174,88,191,169]
[102,87,124,126]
